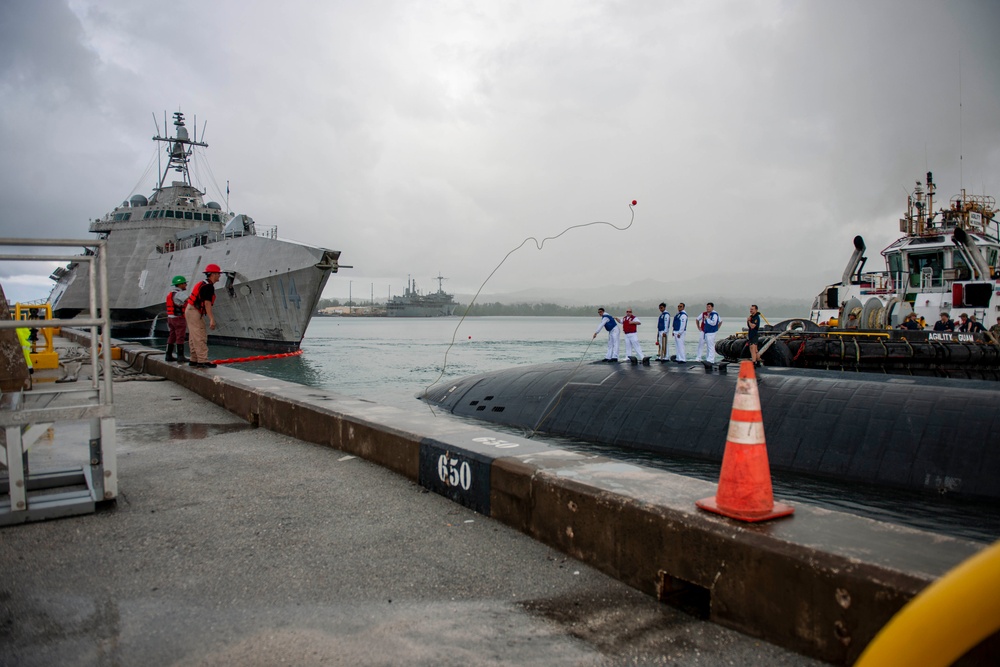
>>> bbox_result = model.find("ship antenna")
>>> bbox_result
[959,53,964,191]
[152,112,161,137]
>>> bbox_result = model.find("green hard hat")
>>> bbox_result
[172,275,188,286]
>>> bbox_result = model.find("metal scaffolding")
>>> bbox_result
[0,238,116,525]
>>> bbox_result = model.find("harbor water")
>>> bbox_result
[190,315,1000,543]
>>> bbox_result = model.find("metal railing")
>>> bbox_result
[0,237,117,524]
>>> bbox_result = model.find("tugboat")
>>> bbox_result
[49,112,343,350]
[715,172,1000,379]
[386,274,457,317]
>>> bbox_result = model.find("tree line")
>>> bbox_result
[316,298,809,318]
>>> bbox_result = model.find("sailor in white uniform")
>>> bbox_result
[592,307,620,361]
[671,303,688,362]
[694,302,722,363]
[620,308,643,359]
[656,302,670,360]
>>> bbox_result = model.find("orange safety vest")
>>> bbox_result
[166,288,186,317]
[186,280,216,316]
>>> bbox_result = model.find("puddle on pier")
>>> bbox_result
[118,423,254,441]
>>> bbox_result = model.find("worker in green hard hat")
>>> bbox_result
[165,275,188,362]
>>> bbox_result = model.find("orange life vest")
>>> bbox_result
[186,280,216,315]
[166,288,186,317]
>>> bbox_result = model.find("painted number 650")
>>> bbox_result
[437,454,472,491]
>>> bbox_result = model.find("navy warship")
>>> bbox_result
[387,274,456,317]
[49,111,342,350]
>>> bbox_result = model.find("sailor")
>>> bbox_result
[185,264,222,368]
[655,302,670,360]
[898,313,921,330]
[620,308,643,360]
[933,312,955,332]
[694,302,721,363]
[165,275,188,363]
[747,304,762,366]
[592,307,620,362]
[962,314,986,333]
[671,303,688,362]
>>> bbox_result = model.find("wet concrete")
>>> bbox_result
[36,331,999,664]
[1,378,824,666]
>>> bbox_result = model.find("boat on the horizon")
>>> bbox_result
[49,112,342,350]
[715,171,1000,379]
[386,274,456,317]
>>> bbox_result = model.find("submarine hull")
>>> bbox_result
[419,361,1000,502]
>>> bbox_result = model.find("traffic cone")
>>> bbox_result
[696,360,794,522]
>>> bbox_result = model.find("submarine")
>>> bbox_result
[419,360,1000,503]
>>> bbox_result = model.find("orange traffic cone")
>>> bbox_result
[696,360,794,522]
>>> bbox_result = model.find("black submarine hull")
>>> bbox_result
[419,360,1000,502]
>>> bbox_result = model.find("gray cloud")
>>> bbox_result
[1,0,997,309]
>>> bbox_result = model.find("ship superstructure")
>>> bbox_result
[810,172,999,328]
[50,112,342,349]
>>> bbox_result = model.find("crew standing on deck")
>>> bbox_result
[694,302,721,364]
[620,308,644,361]
[747,304,762,366]
[185,264,222,368]
[671,303,688,362]
[165,275,188,363]
[656,302,670,361]
[592,307,620,362]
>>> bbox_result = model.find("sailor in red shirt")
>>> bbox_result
[620,308,644,361]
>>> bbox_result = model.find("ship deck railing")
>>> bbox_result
[157,225,279,253]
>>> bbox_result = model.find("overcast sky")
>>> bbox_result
[1,0,998,307]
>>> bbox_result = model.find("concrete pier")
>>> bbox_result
[3,333,997,664]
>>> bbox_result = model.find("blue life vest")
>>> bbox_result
[603,314,616,332]
[702,312,721,334]
[673,311,687,332]
[657,312,669,332]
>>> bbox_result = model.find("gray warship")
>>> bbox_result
[386,274,457,317]
[49,112,342,350]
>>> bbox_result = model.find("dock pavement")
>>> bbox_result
[0,342,825,666]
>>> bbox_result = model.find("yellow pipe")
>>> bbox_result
[855,540,1000,667]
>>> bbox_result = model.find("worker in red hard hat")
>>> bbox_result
[184,263,223,368]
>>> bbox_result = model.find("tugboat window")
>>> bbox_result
[185,211,193,220]
[166,210,174,218]
[908,252,943,287]
[194,212,202,221]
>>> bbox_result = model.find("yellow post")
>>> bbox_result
[855,540,1000,667]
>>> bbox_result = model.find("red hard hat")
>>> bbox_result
[204,263,222,273]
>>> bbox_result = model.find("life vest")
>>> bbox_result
[673,311,687,332]
[602,314,616,332]
[166,288,186,317]
[702,311,721,334]
[186,280,216,315]
[16,328,32,369]
[621,315,639,334]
